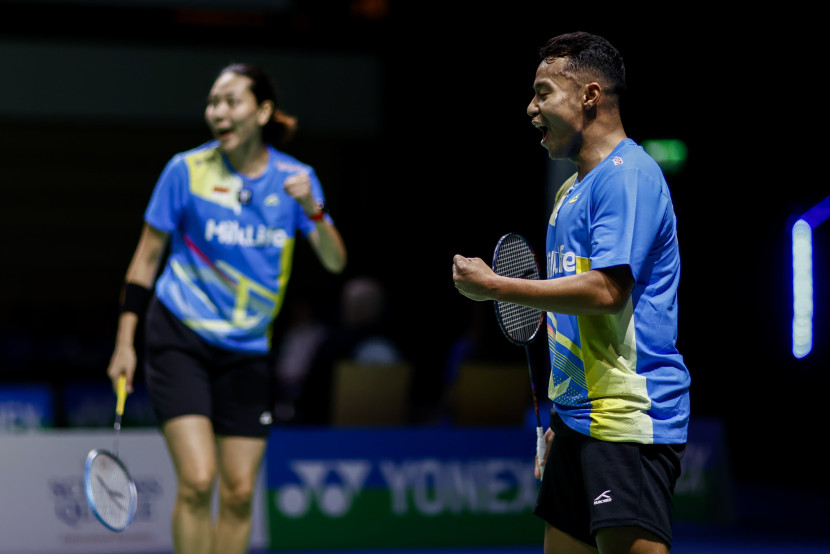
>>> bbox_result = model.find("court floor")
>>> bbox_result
[248,537,830,554]
[128,521,830,554]
[240,522,830,554]
[141,481,830,554]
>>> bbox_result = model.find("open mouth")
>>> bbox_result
[534,123,548,143]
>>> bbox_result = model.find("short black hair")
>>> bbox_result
[539,32,626,100]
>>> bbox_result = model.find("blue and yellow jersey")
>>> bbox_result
[546,138,690,444]
[144,141,329,353]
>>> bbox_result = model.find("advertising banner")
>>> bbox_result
[0,383,54,431]
[0,430,268,553]
[265,427,545,550]
[0,414,729,552]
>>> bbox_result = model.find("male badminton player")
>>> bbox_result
[452,31,690,554]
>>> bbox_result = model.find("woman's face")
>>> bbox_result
[204,72,271,153]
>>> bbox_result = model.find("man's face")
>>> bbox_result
[527,57,584,160]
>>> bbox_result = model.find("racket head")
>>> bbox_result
[84,448,137,532]
[491,233,545,346]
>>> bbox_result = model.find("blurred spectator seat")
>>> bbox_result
[451,362,530,426]
[331,360,412,426]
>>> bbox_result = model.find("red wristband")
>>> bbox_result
[308,202,326,221]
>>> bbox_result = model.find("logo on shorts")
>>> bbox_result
[593,490,612,505]
[259,411,273,425]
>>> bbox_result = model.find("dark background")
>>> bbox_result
[1,0,827,507]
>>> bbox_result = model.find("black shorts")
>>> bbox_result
[143,297,274,438]
[533,411,684,548]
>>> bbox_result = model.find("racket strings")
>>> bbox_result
[87,452,135,531]
[493,236,544,343]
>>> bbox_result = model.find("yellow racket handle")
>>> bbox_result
[116,375,127,416]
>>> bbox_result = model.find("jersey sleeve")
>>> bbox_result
[144,154,189,233]
[589,168,667,282]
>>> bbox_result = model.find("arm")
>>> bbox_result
[452,255,633,315]
[307,222,347,274]
[283,173,347,274]
[106,223,170,393]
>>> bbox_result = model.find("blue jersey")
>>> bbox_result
[546,138,690,444]
[144,141,329,353]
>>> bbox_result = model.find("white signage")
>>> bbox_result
[0,429,267,553]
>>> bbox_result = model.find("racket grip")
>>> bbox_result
[116,375,127,416]
[536,426,546,479]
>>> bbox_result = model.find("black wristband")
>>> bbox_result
[121,282,152,316]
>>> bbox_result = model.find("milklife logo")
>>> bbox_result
[548,244,577,277]
[204,219,288,248]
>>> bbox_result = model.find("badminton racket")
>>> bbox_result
[83,375,137,532]
[491,233,547,478]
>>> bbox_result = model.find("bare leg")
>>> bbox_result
[162,415,217,554]
[214,435,267,554]
[544,522,599,554]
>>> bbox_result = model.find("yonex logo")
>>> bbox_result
[593,490,612,505]
[276,461,371,518]
[274,458,536,519]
